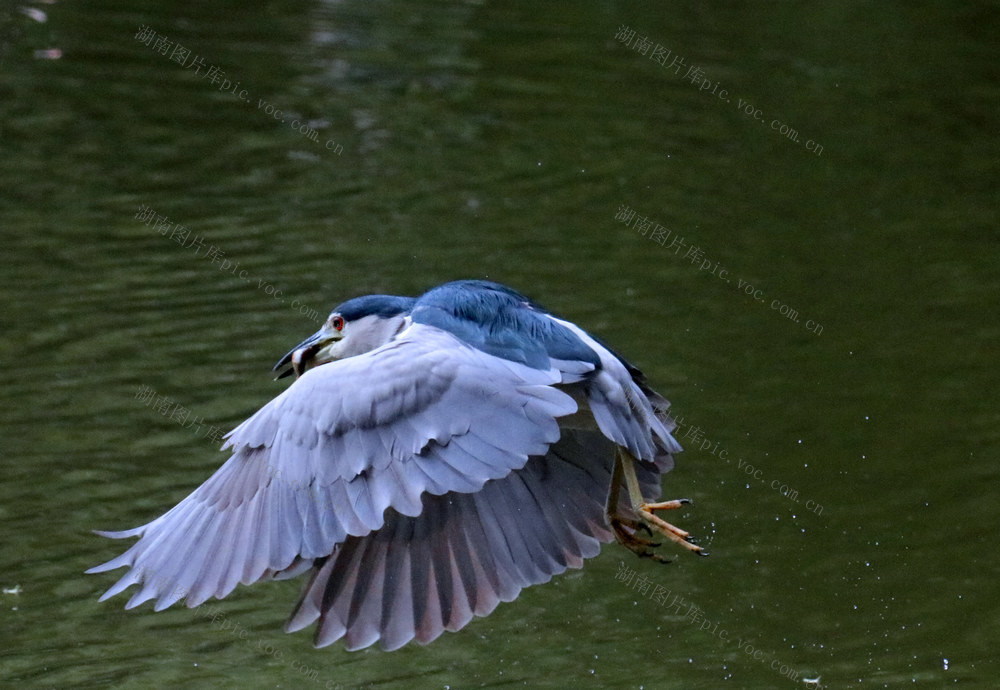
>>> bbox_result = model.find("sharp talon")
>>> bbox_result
[607,450,706,560]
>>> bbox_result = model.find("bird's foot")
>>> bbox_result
[607,448,708,560]
[610,516,672,563]
[637,499,706,556]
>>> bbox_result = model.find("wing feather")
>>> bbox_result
[552,317,681,467]
[291,429,620,650]
[89,325,577,611]
[379,515,416,650]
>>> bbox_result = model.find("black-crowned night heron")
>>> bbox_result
[89,279,703,651]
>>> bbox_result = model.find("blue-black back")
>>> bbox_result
[411,280,602,371]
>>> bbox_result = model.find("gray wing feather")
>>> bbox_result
[552,317,681,469]
[87,325,577,611]
[286,429,621,651]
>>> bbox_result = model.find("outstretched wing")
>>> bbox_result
[87,324,579,611]
[284,428,664,651]
[552,317,681,469]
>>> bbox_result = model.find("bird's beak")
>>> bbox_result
[272,328,337,380]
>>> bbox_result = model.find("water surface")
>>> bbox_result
[1,1,997,688]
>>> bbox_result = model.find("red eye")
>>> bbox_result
[331,316,345,331]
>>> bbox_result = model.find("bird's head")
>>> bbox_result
[273,294,416,379]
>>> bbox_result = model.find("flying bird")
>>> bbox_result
[88,279,703,651]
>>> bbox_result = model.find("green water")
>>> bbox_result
[2,1,997,688]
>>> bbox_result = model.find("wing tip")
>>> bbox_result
[92,526,145,540]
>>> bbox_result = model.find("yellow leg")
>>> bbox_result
[608,447,706,559]
[607,453,666,561]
